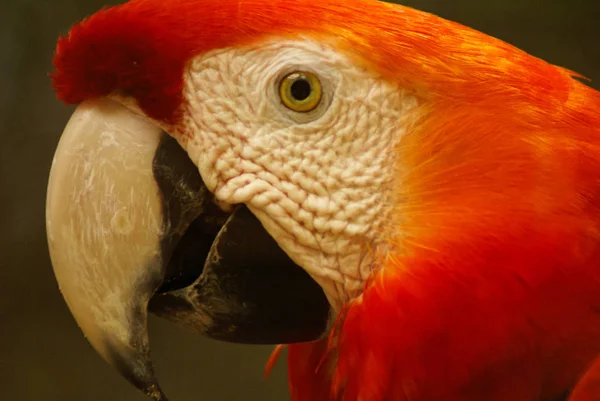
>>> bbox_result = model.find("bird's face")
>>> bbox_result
[48,0,571,398]
[47,2,420,398]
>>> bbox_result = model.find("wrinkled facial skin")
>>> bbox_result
[176,39,419,309]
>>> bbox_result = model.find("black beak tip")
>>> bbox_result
[145,385,169,401]
[105,340,169,401]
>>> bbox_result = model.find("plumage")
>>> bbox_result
[50,0,600,400]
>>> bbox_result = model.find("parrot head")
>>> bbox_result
[47,0,600,400]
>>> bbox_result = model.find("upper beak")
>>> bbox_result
[46,98,330,400]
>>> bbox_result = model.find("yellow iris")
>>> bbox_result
[279,71,322,112]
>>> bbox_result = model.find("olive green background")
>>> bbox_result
[1,1,599,400]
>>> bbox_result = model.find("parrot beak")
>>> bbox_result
[46,98,330,401]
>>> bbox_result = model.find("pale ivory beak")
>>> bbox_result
[46,98,168,400]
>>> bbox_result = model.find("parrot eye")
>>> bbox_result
[279,71,322,112]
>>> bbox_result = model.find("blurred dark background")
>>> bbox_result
[1,1,599,400]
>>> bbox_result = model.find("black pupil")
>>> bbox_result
[290,78,312,101]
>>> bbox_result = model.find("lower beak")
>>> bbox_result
[46,98,330,400]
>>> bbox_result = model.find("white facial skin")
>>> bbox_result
[177,38,419,310]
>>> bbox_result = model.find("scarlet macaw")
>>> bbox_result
[46,0,600,400]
